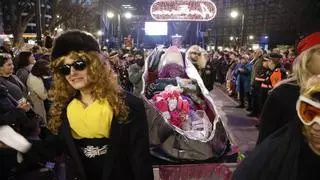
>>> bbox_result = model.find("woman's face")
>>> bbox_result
[0,59,14,76]
[29,54,36,64]
[63,56,89,90]
[307,49,320,75]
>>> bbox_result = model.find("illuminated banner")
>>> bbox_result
[150,0,217,21]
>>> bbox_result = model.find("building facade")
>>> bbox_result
[205,0,320,48]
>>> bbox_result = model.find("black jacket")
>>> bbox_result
[201,59,217,91]
[0,85,32,131]
[233,119,320,180]
[25,93,153,180]
[257,82,300,144]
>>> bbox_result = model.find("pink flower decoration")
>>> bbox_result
[155,99,168,112]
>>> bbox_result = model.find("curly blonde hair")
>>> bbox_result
[48,51,128,134]
[186,45,207,69]
[293,44,320,92]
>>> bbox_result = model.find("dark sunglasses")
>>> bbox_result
[191,52,201,56]
[58,59,87,76]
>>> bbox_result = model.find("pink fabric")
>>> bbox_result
[152,90,190,129]
[157,164,233,180]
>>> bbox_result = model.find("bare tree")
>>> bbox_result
[49,0,99,34]
[6,0,35,45]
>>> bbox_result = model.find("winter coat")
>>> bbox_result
[16,65,33,86]
[251,56,264,86]
[0,84,39,138]
[257,81,300,144]
[128,63,144,97]
[201,59,217,91]
[0,85,29,127]
[24,93,154,180]
[233,118,320,180]
[235,63,251,93]
[0,75,28,101]
[226,61,237,81]
[27,73,48,123]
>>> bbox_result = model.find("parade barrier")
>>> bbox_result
[153,163,236,180]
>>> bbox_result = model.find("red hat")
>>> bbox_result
[297,32,320,55]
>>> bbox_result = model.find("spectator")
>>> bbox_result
[27,60,50,124]
[32,45,43,61]
[16,51,36,86]
[247,49,264,117]
[0,53,29,100]
[0,40,14,57]
[226,52,237,96]
[259,53,286,111]
[109,51,133,92]
[235,55,251,108]
[257,32,320,144]
[201,50,216,91]
[216,51,227,84]
[128,51,145,97]
[0,53,39,138]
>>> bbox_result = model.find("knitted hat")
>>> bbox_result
[51,30,100,60]
[297,32,320,55]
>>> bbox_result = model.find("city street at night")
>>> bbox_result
[0,0,320,179]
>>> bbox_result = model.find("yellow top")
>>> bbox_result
[67,98,113,139]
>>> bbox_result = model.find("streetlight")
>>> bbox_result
[230,36,234,41]
[106,9,134,48]
[107,12,115,19]
[230,11,239,18]
[96,30,104,45]
[97,30,103,36]
[249,35,254,40]
[230,10,245,46]
[264,36,269,39]
[124,12,132,19]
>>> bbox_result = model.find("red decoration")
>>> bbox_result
[150,0,217,21]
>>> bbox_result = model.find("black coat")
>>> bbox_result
[201,59,217,91]
[0,85,27,127]
[257,82,300,144]
[232,119,320,180]
[25,93,154,180]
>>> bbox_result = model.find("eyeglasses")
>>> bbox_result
[57,59,87,76]
[296,95,320,126]
[191,52,201,56]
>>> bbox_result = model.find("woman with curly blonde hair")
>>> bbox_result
[22,30,153,180]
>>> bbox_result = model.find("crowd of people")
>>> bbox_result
[0,30,320,180]
[187,47,295,120]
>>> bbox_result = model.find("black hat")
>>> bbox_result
[51,30,100,60]
[265,53,282,60]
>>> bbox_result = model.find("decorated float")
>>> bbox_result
[141,46,231,162]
